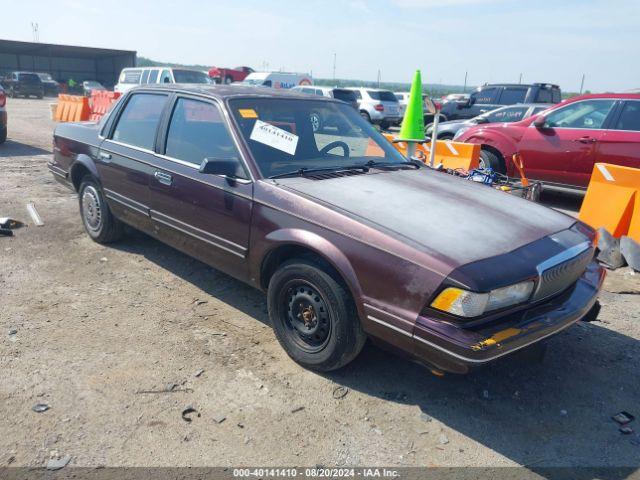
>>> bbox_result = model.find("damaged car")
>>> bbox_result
[48,84,604,374]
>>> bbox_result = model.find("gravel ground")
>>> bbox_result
[1,98,639,473]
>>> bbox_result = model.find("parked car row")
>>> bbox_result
[47,83,604,375]
[1,70,109,98]
[457,93,640,189]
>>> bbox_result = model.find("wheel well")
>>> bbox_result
[480,144,507,172]
[260,245,349,293]
[70,164,92,191]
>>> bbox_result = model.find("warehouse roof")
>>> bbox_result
[0,39,136,58]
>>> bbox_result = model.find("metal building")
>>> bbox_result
[0,39,136,88]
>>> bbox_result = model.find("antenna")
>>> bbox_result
[332,53,336,81]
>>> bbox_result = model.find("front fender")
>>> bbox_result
[463,129,519,173]
[255,228,363,301]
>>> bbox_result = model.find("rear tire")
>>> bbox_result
[479,149,506,173]
[380,121,390,130]
[267,259,366,371]
[78,176,124,243]
[360,111,371,123]
[224,76,233,84]
[8,87,15,98]
[0,127,6,144]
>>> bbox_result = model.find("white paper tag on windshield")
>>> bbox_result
[250,120,299,155]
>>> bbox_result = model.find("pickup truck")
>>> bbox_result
[439,83,561,123]
[208,66,254,84]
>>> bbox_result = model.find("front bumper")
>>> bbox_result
[412,261,605,374]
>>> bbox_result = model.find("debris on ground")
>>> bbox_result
[193,299,207,306]
[0,217,25,229]
[420,412,433,422]
[620,425,634,435]
[99,257,108,263]
[603,267,640,295]
[0,227,13,237]
[621,236,640,272]
[32,403,50,413]
[26,203,44,227]
[597,228,625,269]
[612,411,635,425]
[194,369,205,378]
[46,454,71,471]
[8,328,17,342]
[439,434,450,445]
[332,386,349,399]
[181,406,200,423]
[212,413,226,424]
[135,384,193,394]
[291,406,305,414]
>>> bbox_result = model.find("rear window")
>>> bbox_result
[172,70,210,84]
[120,70,142,84]
[536,87,561,104]
[18,73,40,83]
[332,89,357,103]
[367,90,397,102]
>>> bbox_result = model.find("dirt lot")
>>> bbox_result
[1,98,640,472]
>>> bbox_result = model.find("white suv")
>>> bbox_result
[346,88,401,129]
[115,67,212,94]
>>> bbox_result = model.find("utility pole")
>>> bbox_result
[377,69,381,88]
[518,73,522,84]
[31,22,39,42]
[463,71,468,92]
[579,73,586,94]
[332,53,336,82]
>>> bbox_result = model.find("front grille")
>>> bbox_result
[533,247,594,301]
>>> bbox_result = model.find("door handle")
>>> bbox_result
[99,152,112,161]
[154,171,173,186]
[574,136,597,144]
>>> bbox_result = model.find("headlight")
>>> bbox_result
[431,281,534,318]
[453,127,469,140]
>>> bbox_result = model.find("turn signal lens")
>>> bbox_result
[431,281,534,318]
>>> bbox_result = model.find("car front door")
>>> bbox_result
[147,95,253,280]
[517,99,616,187]
[594,100,640,177]
[98,91,169,231]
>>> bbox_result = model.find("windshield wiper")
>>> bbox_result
[364,159,423,170]
[268,164,369,179]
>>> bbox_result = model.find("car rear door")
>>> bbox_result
[465,87,500,119]
[98,91,169,231]
[594,99,640,174]
[517,99,615,187]
[147,94,252,280]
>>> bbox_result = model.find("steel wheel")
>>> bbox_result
[281,280,332,353]
[81,185,103,234]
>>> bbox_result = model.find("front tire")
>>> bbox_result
[479,149,506,173]
[224,76,233,84]
[78,177,124,243]
[267,260,366,371]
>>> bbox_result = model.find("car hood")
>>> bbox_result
[276,168,574,267]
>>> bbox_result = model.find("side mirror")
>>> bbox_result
[533,115,547,129]
[475,116,489,124]
[199,157,239,177]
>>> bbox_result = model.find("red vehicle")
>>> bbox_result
[456,93,640,189]
[208,66,254,84]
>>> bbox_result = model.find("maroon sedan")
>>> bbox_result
[457,93,640,189]
[48,85,604,374]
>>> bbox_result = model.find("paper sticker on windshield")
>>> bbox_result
[250,120,299,155]
[239,108,258,119]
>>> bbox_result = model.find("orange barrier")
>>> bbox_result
[383,134,480,170]
[89,90,121,122]
[578,163,640,242]
[54,94,91,122]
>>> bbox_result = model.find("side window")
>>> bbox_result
[536,89,553,103]
[544,100,615,129]
[531,106,549,115]
[141,70,150,84]
[315,89,324,96]
[353,90,362,100]
[263,80,272,87]
[148,70,159,84]
[160,69,172,83]
[472,88,498,104]
[165,98,246,177]
[111,93,167,150]
[615,102,640,131]
[498,88,527,105]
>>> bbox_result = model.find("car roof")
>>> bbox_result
[563,92,640,101]
[128,84,343,102]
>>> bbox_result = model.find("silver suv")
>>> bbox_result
[346,88,401,129]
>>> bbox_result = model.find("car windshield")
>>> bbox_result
[332,89,357,103]
[172,70,211,84]
[367,90,397,102]
[18,73,41,83]
[84,81,102,88]
[37,73,53,81]
[229,98,408,178]
[242,78,266,86]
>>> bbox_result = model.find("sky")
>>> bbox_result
[3,0,639,92]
